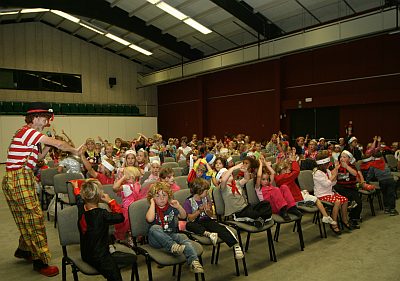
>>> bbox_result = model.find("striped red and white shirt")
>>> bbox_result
[6,126,44,171]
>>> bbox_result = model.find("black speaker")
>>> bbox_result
[109,77,117,88]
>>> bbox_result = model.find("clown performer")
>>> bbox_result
[2,102,80,277]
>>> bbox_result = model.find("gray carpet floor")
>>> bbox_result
[1,165,400,281]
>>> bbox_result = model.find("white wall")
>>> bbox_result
[0,22,157,109]
[0,115,157,163]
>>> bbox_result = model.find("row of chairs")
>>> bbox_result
[57,180,199,281]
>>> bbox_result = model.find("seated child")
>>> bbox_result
[82,145,115,184]
[57,151,83,176]
[211,157,228,189]
[143,159,161,185]
[146,182,204,274]
[335,150,362,229]
[274,154,335,225]
[364,152,398,216]
[313,152,350,235]
[187,154,215,183]
[184,178,244,259]
[159,167,181,192]
[255,156,303,221]
[74,179,136,281]
[115,150,137,180]
[220,162,272,228]
[113,166,143,243]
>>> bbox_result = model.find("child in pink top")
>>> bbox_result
[275,154,335,225]
[255,156,302,221]
[112,166,142,242]
[143,160,160,185]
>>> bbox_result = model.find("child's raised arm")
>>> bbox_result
[265,161,275,183]
[113,175,127,192]
[80,146,98,178]
[170,199,187,220]
[221,163,243,188]
[255,158,263,189]
[146,198,156,223]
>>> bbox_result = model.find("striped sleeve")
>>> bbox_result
[21,128,44,146]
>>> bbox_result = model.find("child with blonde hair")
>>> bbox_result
[136,149,150,174]
[146,182,204,274]
[143,160,161,185]
[113,166,143,242]
[74,179,135,281]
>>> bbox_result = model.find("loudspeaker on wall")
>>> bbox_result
[109,77,117,88]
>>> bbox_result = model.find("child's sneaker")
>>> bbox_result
[279,209,291,221]
[348,201,358,209]
[384,208,390,214]
[233,245,244,259]
[253,217,265,228]
[209,232,218,246]
[109,244,116,254]
[322,216,336,225]
[288,206,303,217]
[390,209,399,216]
[170,243,185,255]
[190,260,204,274]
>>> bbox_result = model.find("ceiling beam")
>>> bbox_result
[209,0,284,39]
[0,0,204,60]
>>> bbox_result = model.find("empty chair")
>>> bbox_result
[57,206,138,281]
[140,171,151,185]
[178,159,188,168]
[40,168,59,220]
[54,173,84,227]
[297,170,327,238]
[164,157,176,163]
[174,176,189,190]
[172,167,183,177]
[162,162,179,169]
[103,184,122,205]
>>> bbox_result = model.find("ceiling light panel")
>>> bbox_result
[156,2,187,20]
[105,33,131,45]
[51,10,80,23]
[79,22,105,35]
[183,18,212,34]
[129,44,153,56]
[0,10,19,15]
[147,0,162,4]
[20,8,50,13]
